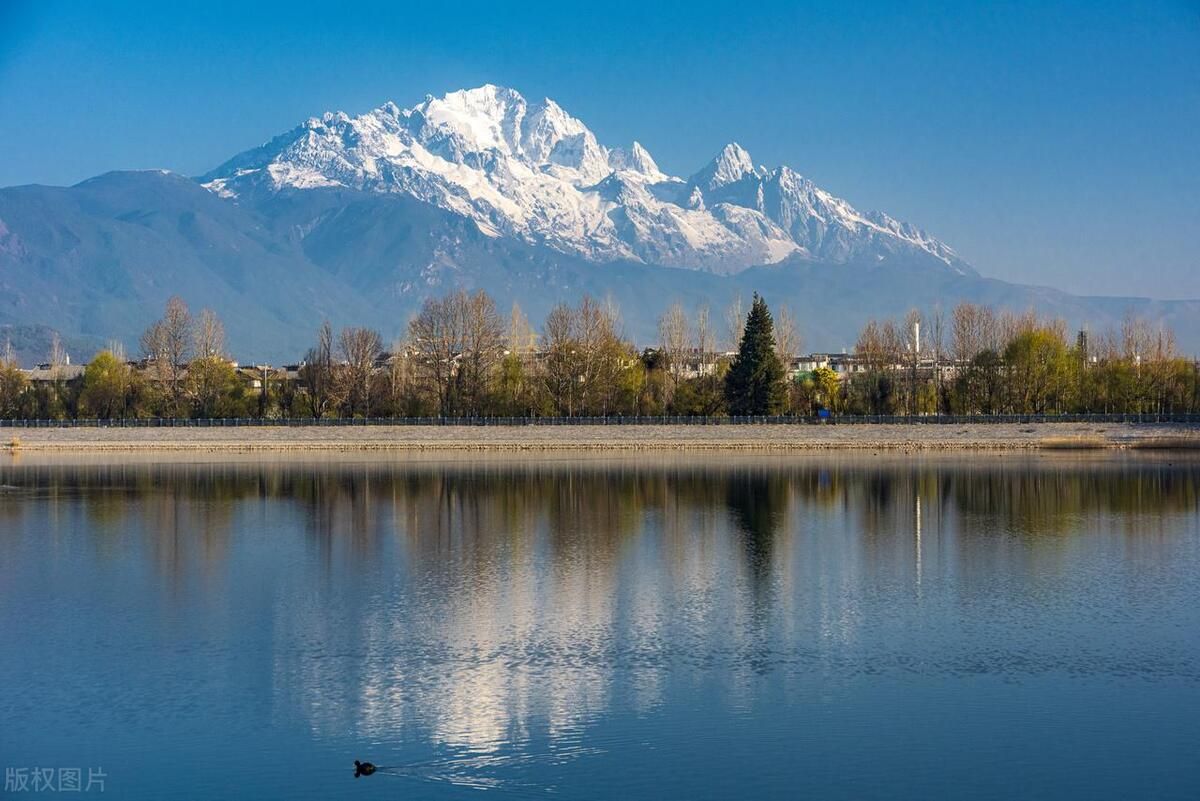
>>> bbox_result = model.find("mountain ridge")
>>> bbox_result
[200,84,972,277]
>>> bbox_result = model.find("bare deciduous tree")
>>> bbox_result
[541,296,629,416]
[339,326,383,417]
[49,332,69,374]
[951,302,1001,364]
[692,303,722,405]
[140,296,193,414]
[195,309,226,360]
[1121,314,1154,363]
[541,302,579,416]
[577,295,626,415]
[695,305,715,360]
[409,294,459,416]
[408,289,504,416]
[854,317,905,415]
[658,301,689,392]
[507,303,537,355]
[377,338,419,416]
[300,320,342,418]
[458,290,505,416]
[774,305,800,365]
[725,294,746,351]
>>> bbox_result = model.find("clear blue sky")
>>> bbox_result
[1,0,1197,298]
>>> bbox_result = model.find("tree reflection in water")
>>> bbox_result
[1,453,1197,754]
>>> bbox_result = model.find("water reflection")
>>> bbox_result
[1,454,1198,777]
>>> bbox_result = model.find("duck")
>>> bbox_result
[354,760,377,778]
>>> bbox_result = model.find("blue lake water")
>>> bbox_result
[2,454,1198,800]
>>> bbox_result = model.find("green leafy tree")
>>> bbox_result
[811,366,841,413]
[637,349,669,415]
[724,294,786,416]
[0,358,30,419]
[79,350,132,418]
[1003,329,1073,413]
[953,349,1004,414]
[186,357,246,418]
[496,352,538,416]
[670,364,729,416]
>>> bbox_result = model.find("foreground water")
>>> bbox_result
[1,454,1198,800]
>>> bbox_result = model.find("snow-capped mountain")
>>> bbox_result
[201,84,971,276]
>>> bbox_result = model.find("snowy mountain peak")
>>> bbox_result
[200,85,970,276]
[408,84,528,158]
[692,142,759,191]
[608,141,665,180]
[420,84,525,125]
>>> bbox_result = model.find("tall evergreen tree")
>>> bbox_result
[724,294,787,415]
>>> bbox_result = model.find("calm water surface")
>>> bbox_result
[1,454,1198,800]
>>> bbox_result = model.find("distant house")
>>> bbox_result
[279,363,305,381]
[24,364,86,382]
[235,364,281,391]
[674,349,724,380]
[789,354,831,378]
[787,353,863,380]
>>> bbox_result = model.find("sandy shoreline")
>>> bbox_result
[4,422,1200,453]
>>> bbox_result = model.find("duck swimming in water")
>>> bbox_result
[354,760,377,778]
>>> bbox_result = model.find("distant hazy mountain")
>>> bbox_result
[0,85,1197,363]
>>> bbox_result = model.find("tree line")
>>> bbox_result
[818,304,1200,416]
[0,291,1196,420]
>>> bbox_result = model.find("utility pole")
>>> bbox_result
[911,319,920,416]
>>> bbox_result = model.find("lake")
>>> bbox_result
[2,454,1198,800]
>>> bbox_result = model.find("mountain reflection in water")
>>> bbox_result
[1,454,1197,801]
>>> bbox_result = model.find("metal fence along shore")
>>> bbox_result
[1,413,1198,428]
